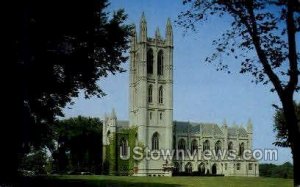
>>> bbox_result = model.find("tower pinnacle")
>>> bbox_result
[166,18,173,46]
[155,27,161,39]
[140,12,147,42]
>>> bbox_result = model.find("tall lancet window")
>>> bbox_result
[157,50,164,75]
[147,49,153,74]
[120,138,128,157]
[159,86,163,104]
[239,142,245,156]
[148,84,153,103]
[152,132,159,150]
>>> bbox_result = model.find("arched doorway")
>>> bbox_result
[198,162,205,175]
[185,162,193,174]
[173,162,180,175]
[212,163,217,175]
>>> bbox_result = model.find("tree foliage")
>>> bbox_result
[259,162,293,179]
[16,0,131,150]
[51,116,103,174]
[6,0,131,181]
[19,149,49,175]
[177,1,300,185]
[178,0,299,86]
[273,102,300,147]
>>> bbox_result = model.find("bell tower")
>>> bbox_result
[129,13,173,176]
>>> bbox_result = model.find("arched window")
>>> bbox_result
[159,86,163,104]
[147,49,153,74]
[203,140,210,151]
[191,139,198,153]
[135,133,138,146]
[215,140,222,154]
[228,141,233,151]
[157,50,164,75]
[106,130,111,144]
[120,137,128,156]
[152,132,159,150]
[148,85,153,103]
[239,142,244,156]
[178,139,186,150]
[173,135,176,149]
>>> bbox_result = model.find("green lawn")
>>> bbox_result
[22,175,293,187]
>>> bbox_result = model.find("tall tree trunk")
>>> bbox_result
[282,96,300,187]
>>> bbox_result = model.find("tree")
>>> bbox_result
[6,0,131,182]
[52,116,103,174]
[178,0,299,186]
[273,102,300,147]
[19,149,49,175]
[259,162,293,179]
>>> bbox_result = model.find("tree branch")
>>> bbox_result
[226,2,284,97]
[286,0,298,95]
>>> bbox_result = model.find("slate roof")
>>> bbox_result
[116,120,249,138]
[116,120,129,131]
[173,121,224,136]
[228,126,248,137]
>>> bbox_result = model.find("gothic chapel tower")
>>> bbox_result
[129,13,173,176]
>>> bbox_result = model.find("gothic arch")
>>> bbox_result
[173,162,180,174]
[157,50,164,75]
[147,48,153,74]
[135,133,138,146]
[198,162,205,175]
[191,139,198,153]
[152,132,159,150]
[106,130,111,144]
[185,162,193,173]
[203,140,210,151]
[239,142,245,156]
[215,140,222,156]
[212,163,217,175]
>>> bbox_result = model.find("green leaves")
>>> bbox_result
[52,116,103,173]
[273,102,300,148]
[17,0,131,154]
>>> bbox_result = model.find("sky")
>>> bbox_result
[63,0,300,164]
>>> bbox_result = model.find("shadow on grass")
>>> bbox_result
[16,176,182,187]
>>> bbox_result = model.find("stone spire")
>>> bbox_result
[166,18,173,46]
[223,119,228,128]
[111,108,117,120]
[140,12,147,43]
[104,112,108,123]
[155,27,161,39]
[247,119,253,133]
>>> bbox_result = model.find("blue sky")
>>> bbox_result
[63,0,300,164]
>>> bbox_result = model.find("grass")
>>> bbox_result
[19,175,293,187]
